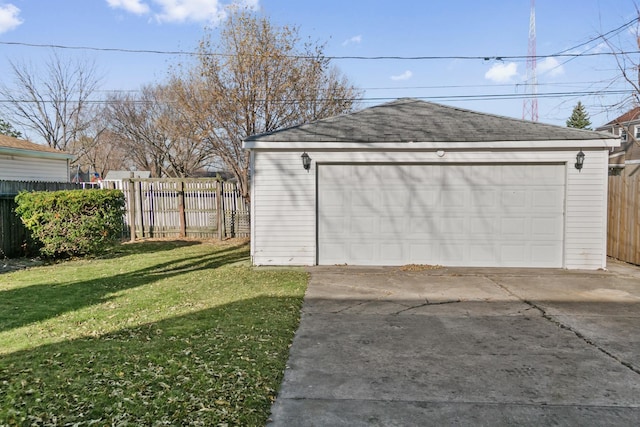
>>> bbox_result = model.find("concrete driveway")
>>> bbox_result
[267,261,640,426]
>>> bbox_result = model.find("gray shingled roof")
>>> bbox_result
[0,134,73,157]
[245,98,617,143]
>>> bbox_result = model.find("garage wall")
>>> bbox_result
[251,151,316,265]
[251,148,609,269]
[0,154,70,182]
[565,148,608,269]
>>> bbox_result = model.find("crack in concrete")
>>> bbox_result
[332,300,369,314]
[394,299,462,315]
[486,276,640,377]
[326,297,463,315]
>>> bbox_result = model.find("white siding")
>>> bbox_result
[0,154,69,182]
[250,147,610,269]
[251,152,316,265]
[564,149,608,269]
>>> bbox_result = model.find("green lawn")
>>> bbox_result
[0,239,308,426]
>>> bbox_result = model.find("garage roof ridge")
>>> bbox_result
[244,98,618,145]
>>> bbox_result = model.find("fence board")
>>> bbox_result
[100,178,249,240]
[608,169,640,265]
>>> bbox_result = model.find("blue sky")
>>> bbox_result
[0,0,638,129]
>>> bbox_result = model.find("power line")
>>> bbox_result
[552,16,639,56]
[0,88,633,105]
[0,39,638,62]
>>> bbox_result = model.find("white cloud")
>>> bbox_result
[154,0,222,23]
[106,0,259,23]
[342,35,362,46]
[484,62,518,83]
[537,56,564,77]
[592,41,608,54]
[0,4,23,33]
[391,70,412,81]
[154,0,258,24]
[107,0,150,15]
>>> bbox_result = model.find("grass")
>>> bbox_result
[0,239,308,426]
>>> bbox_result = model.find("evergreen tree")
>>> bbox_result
[0,118,21,138]
[566,101,592,130]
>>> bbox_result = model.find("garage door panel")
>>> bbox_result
[351,215,377,234]
[533,164,565,183]
[409,243,433,261]
[501,190,527,209]
[531,216,563,239]
[501,244,527,264]
[380,242,404,262]
[471,190,497,207]
[408,188,438,213]
[352,189,377,207]
[438,216,467,235]
[469,217,498,235]
[349,243,375,264]
[531,244,561,264]
[318,164,564,267]
[469,243,498,263]
[409,216,438,236]
[500,217,527,236]
[440,242,468,263]
[441,190,466,207]
[533,189,564,208]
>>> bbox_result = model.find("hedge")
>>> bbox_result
[14,189,125,258]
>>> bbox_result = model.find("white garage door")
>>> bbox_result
[318,164,565,267]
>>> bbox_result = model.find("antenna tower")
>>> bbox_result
[523,0,538,121]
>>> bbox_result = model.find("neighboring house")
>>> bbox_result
[595,107,640,175]
[244,98,619,270]
[104,170,152,180]
[100,171,151,190]
[0,134,74,182]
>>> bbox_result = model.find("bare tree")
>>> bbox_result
[0,52,101,151]
[172,10,362,200]
[68,106,131,179]
[106,84,215,177]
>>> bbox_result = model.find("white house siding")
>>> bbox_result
[564,149,608,269]
[250,147,610,269]
[251,151,316,265]
[0,153,69,182]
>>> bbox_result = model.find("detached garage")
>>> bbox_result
[243,98,619,269]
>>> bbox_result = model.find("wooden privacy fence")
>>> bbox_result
[100,178,250,240]
[0,180,84,258]
[608,170,640,265]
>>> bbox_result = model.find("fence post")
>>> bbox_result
[178,180,186,238]
[216,179,223,240]
[127,174,136,242]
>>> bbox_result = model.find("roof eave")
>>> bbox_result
[0,146,75,160]
[243,139,620,151]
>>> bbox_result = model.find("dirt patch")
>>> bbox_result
[0,257,45,274]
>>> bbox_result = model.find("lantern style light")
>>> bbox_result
[575,150,585,171]
[301,152,312,171]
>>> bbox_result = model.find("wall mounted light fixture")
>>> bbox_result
[301,152,311,171]
[575,150,585,171]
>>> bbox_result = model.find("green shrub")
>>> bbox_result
[14,189,125,258]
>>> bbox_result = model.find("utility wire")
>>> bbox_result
[0,40,638,61]
[551,16,639,56]
[0,89,633,105]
